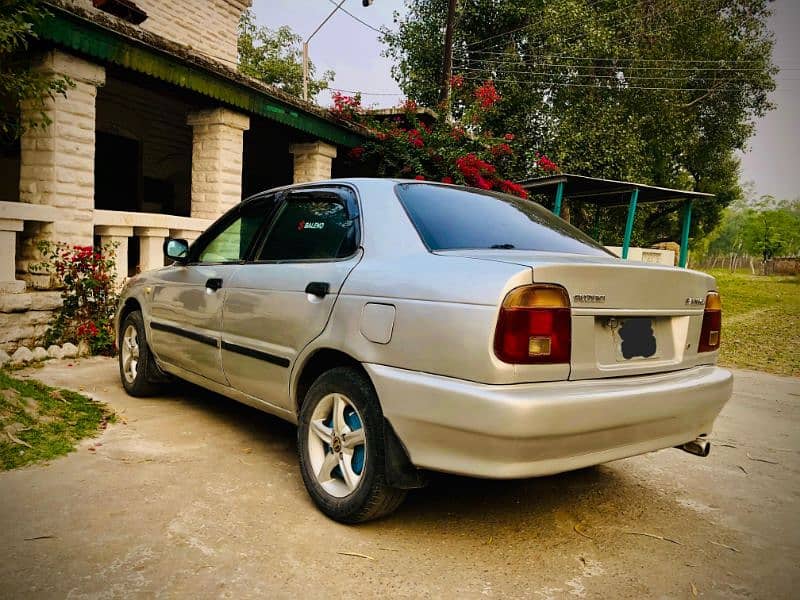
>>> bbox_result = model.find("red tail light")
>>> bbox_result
[698,291,722,352]
[494,284,571,364]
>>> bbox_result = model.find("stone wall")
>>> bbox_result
[18,51,105,277]
[0,292,62,353]
[67,0,252,65]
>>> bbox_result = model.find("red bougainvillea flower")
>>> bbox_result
[490,143,513,156]
[451,126,465,140]
[450,74,464,88]
[402,99,418,112]
[414,175,426,180]
[330,91,362,120]
[499,179,529,199]
[475,80,500,109]
[537,155,559,173]
[441,176,453,184]
[503,133,515,141]
[348,146,365,160]
[475,176,493,190]
[407,129,424,148]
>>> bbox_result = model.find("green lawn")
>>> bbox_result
[0,370,114,470]
[704,269,800,376]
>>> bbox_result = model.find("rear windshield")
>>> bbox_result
[395,183,611,256]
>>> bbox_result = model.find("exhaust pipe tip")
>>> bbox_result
[677,437,711,457]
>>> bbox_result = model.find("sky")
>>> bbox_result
[253,0,800,200]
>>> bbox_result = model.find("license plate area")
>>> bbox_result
[607,317,660,362]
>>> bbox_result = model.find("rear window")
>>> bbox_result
[395,183,611,256]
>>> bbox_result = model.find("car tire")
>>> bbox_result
[118,310,162,397]
[297,366,407,523]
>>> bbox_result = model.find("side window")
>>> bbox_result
[196,197,274,263]
[256,194,357,261]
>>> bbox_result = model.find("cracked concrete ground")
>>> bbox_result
[0,358,797,599]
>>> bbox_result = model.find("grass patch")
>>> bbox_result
[705,269,800,376]
[0,370,114,470]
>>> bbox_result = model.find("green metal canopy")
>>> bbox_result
[37,3,365,148]
[518,174,715,268]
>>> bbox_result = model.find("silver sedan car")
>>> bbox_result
[116,178,732,523]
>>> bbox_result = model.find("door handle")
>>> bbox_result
[206,278,223,291]
[305,281,330,298]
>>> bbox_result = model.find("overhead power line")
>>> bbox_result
[326,0,384,33]
[456,73,757,92]
[454,65,800,82]
[462,50,779,66]
[454,57,794,73]
[466,0,610,49]
[329,87,405,96]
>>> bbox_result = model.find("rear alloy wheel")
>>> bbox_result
[118,310,161,397]
[298,367,406,523]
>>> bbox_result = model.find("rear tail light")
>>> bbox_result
[494,284,571,364]
[698,291,722,352]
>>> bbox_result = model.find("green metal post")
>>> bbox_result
[679,199,693,268]
[553,181,564,217]
[592,202,601,240]
[621,188,639,259]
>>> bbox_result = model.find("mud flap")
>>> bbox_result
[383,419,427,489]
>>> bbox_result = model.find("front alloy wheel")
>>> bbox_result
[118,310,161,397]
[297,367,407,523]
[120,324,140,385]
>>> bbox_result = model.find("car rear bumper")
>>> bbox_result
[364,363,733,478]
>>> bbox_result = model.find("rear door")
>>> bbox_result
[148,195,277,384]
[220,186,362,409]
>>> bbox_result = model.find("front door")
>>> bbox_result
[149,196,276,384]
[220,186,362,409]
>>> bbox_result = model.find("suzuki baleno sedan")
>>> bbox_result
[116,179,732,523]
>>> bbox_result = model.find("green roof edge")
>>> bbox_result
[36,7,364,147]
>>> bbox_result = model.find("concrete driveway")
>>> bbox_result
[0,358,797,599]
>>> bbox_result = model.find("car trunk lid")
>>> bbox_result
[437,250,717,380]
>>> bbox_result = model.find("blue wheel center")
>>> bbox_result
[325,406,365,477]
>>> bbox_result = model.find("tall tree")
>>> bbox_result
[237,9,334,99]
[383,0,777,246]
[0,0,72,143]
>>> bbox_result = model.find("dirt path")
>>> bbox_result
[0,359,797,599]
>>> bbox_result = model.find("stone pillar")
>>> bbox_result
[135,227,169,273]
[289,142,337,184]
[0,220,25,293]
[187,108,249,220]
[96,225,133,289]
[18,50,105,276]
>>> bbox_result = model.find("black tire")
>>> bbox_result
[297,367,407,523]
[118,310,162,397]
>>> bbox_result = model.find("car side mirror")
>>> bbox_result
[164,238,189,264]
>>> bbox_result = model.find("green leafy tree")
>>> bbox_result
[237,9,334,99]
[382,0,777,246]
[706,196,800,259]
[0,0,72,142]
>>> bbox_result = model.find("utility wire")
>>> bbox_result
[453,57,793,72]
[463,51,783,66]
[326,0,385,34]
[466,0,610,50]
[457,73,756,92]
[454,65,800,82]
[329,87,406,96]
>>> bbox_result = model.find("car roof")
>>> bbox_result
[242,178,461,204]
